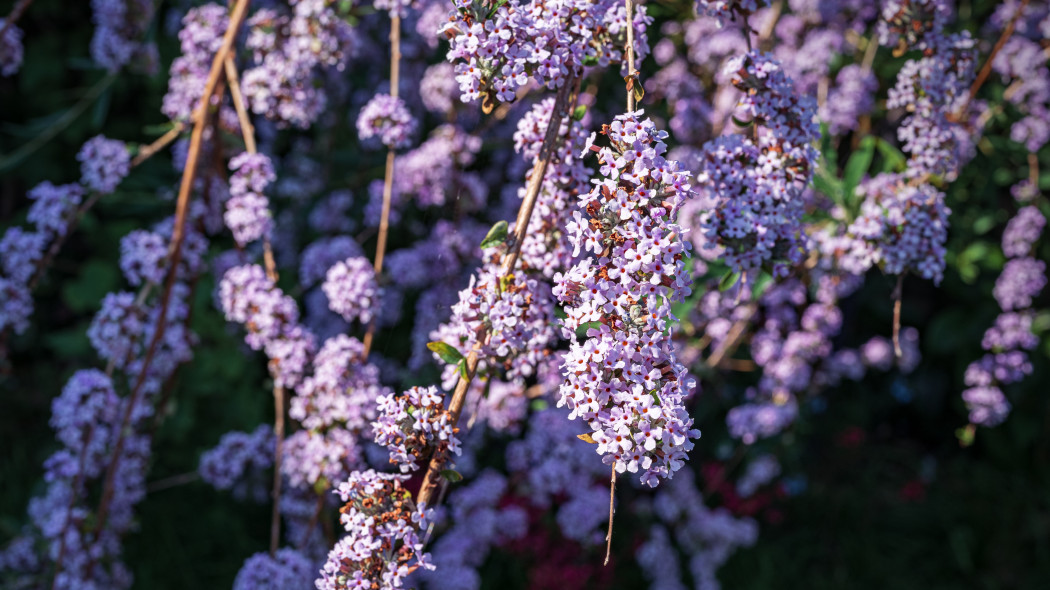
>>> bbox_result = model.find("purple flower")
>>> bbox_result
[322,257,379,325]
[356,93,417,150]
[373,385,462,473]
[77,135,131,194]
[119,230,167,286]
[27,182,84,238]
[1002,206,1046,258]
[0,227,47,283]
[962,386,1011,427]
[225,152,276,246]
[233,548,313,590]
[994,257,1047,311]
[0,18,24,76]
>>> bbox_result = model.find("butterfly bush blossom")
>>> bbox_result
[697,51,820,275]
[554,111,700,487]
[322,257,380,325]
[317,470,434,590]
[356,94,417,150]
[372,385,462,473]
[226,152,277,247]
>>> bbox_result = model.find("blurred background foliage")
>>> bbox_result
[1,0,1049,588]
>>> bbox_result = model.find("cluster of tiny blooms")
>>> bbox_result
[233,548,314,590]
[554,111,700,487]
[226,152,277,247]
[90,0,157,73]
[963,203,1048,427]
[372,385,462,473]
[162,4,228,122]
[441,0,650,106]
[0,135,128,335]
[322,257,380,325]
[695,0,763,27]
[0,18,23,76]
[356,94,417,150]
[877,0,951,53]
[243,0,354,128]
[199,425,275,502]
[317,470,434,590]
[828,174,951,283]
[696,51,820,275]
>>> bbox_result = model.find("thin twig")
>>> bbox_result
[892,274,904,359]
[92,0,252,538]
[705,306,756,369]
[415,76,579,509]
[0,0,36,46]
[363,14,402,357]
[146,471,200,493]
[952,0,1029,123]
[603,464,617,566]
[625,0,637,112]
[269,385,285,555]
[225,55,256,154]
[132,123,187,166]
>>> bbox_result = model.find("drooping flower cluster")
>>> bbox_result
[78,135,132,195]
[554,111,700,487]
[373,385,462,473]
[242,0,355,128]
[322,257,380,325]
[234,548,314,590]
[226,152,277,247]
[992,36,1050,152]
[0,18,24,76]
[962,196,1047,427]
[356,93,417,150]
[827,174,951,283]
[695,0,764,27]
[0,136,128,336]
[90,0,157,73]
[162,4,229,123]
[441,0,651,107]
[696,51,820,274]
[199,425,275,502]
[318,470,434,590]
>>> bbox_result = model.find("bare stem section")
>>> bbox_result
[415,77,578,508]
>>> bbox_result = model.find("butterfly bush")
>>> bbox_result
[441,0,651,107]
[0,17,23,76]
[322,257,380,325]
[553,111,700,487]
[696,51,820,275]
[90,0,157,73]
[318,470,434,590]
[373,385,462,473]
[226,152,277,247]
[356,94,417,150]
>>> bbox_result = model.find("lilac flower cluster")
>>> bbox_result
[637,467,758,590]
[877,0,951,53]
[78,135,132,194]
[373,385,462,473]
[318,470,433,590]
[234,548,314,590]
[697,51,820,274]
[356,93,417,150]
[554,111,700,487]
[696,0,763,27]
[0,18,23,76]
[226,152,277,247]
[441,0,650,107]
[0,135,128,335]
[992,37,1050,152]
[822,65,879,136]
[963,203,1048,427]
[162,4,229,123]
[199,425,275,502]
[885,29,976,180]
[322,257,380,325]
[90,0,157,73]
[242,0,355,128]
[828,174,951,283]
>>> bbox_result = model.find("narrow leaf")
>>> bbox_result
[842,135,876,200]
[719,270,740,292]
[572,105,588,121]
[427,341,464,365]
[480,220,508,249]
[440,469,463,483]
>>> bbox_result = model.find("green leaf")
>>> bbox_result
[440,469,463,483]
[719,270,740,292]
[572,105,588,121]
[427,341,464,365]
[457,359,469,380]
[480,220,508,249]
[731,115,754,128]
[842,135,876,201]
[874,137,907,173]
[582,55,600,67]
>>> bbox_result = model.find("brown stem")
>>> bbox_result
[892,274,904,359]
[225,55,256,154]
[146,471,200,493]
[705,306,756,369]
[363,14,402,358]
[953,0,1029,123]
[415,76,579,509]
[270,385,285,556]
[625,0,637,112]
[132,123,188,166]
[603,464,617,566]
[93,0,252,538]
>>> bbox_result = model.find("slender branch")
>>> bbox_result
[146,471,200,493]
[363,14,402,357]
[952,0,1029,123]
[625,0,637,112]
[0,0,34,38]
[225,55,257,154]
[93,0,252,537]
[269,385,285,555]
[603,464,617,566]
[132,123,187,166]
[892,274,904,359]
[705,306,756,369]
[415,76,579,509]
